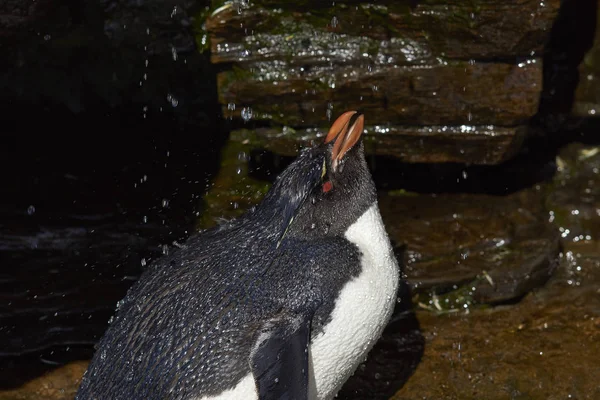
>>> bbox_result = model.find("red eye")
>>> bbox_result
[323,181,333,193]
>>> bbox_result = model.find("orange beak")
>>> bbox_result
[324,111,365,171]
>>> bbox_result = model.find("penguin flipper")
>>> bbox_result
[251,312,312,400]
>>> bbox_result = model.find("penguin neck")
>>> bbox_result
[237,186,305,242]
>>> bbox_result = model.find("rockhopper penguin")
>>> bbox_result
[76,111,400,400]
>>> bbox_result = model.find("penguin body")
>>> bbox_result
[76,111,399,400]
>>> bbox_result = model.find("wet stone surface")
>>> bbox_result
[379,188,561,305]
[391,246,600,400]
[206,0,558,166]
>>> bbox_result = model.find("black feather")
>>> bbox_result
[258,148,324,246]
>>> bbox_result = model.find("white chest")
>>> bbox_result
[199,203,399,400]
[309,202,399,399]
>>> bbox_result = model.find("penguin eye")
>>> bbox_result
[322,181,333,193]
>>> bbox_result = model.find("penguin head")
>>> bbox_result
[260,111,376,242]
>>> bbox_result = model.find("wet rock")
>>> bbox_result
[0,360,87,400]
[207,0,559,65]
[206,0,557,165]
[230,124,526,164]
[392,247,600,400]
[379,188,560,305]
[546,143,600,246]
[219,60,541,127]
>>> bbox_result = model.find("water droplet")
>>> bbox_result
[171,6,178,18]
[171,46,178,61]
[141,258,147,267]
[237,151,248,161]
[162,244,169,255]
[162,199,169,208]
[330,16,339,28]
[43,34,51,41]
[166,94,179,107]
[241,107,253,122]
[27,205,36,215]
